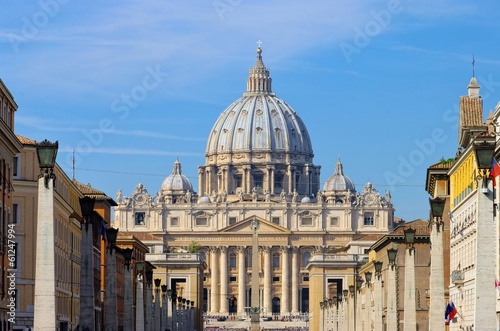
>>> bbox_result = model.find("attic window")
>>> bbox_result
[196,217,208,226]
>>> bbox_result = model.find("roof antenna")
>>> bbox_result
[72,149,75,180]
[472,54,475,78]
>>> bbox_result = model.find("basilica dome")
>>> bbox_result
[205,47,314,166]
[323,159,356,192]
[160,159,193,193]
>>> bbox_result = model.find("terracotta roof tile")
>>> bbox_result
[72,180,118,206]
[459,96,483,126]
[16,135,36,145]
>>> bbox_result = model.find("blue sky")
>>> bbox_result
[2,0,500,222]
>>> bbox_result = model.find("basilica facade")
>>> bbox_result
[113,47,395,317]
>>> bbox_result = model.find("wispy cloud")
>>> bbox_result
[58,145,202,157]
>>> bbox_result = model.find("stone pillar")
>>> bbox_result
[210,247,220,314]
[105,247,118,331]
[404,247,416,331]
[136,275,145,331]
[474,184,497,328]
[161,291,168,331]
[220,246,229,314]
[123,264,133,331]
[356,290,362,331]
[145,280,153,331]
[155,288,161,331]
[429,218,445,331]
[348,294,355,331]
[269,166,275,194]
[387,262,398,331]
[198,167,204,198]
[333,303,338,331]
[280,246,290,315]
[171,298,177,331]
[80,221,95,331]
[34,177,57,331]
[263,246,272,317]
[374,277,383,331]
[291,247,299,315]
[206,166,212,196]
[237,246,247,316]
[364,285,371,331]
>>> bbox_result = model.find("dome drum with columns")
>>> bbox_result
[113,46,396,318]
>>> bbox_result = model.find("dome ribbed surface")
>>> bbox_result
[323,159,356,192]
[161,159,193,192]
[205,48,313,159]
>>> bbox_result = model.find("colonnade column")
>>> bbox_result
[210,247,220,314]
[237,246,247,316]
[404,241,416,331]
[280,246,290,315]
[220,246,229,314]
[291,247,299,314]
[198,167,204,198]
[263,246,272,316]
[267,166,275,194]
[244,166,251,193]
[206,166,212,196]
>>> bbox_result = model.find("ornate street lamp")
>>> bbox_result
[356,278,363,292]
[123,248,134,268]
[106,227,119,253]
[154,278,161,289]
[364,271,373,288]
[343,289,349,301]
[404,227,416,254]
[373,260,383,280]
[387,248,398,269]
[348,285,355,297]
[35,139,58,188]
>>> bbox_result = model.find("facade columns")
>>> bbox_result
[210,247,220,314]
[237,246,247,316]
[291,247,299,314]
[220,246,229,314]
[123,263,133,331]
[280,246,290,315]
[263,246,272,316]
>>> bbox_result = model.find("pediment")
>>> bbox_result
[220,216,291,234]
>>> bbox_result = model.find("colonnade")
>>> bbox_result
[207,245,302,316]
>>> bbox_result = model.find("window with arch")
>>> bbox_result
[302,251,311,267]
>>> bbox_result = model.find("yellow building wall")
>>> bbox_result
[450,152,478,209]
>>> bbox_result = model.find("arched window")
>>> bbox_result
[272,297,281,314]
[302,251,311,267]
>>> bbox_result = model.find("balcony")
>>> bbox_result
[451,270,464,285]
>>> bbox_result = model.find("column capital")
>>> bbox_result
[220,246,228,253]
[237,246,247,253]
[280,245,290,253]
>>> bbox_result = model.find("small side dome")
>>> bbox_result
[323,159,356,192]
[198,196,210,204]
[160,159,194,193]
[301,196,311,203]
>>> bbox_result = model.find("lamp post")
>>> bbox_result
[33,139,58,331]
[161,285,168,331]
[428,197,446,331]
[123,248,134,331]
[387,247,398,331]
[154,278,161,331]
[472,135,497,328]
[186,299,191,331]
[79,196,96,331]
[105,227,119,331]
[373,261,383,331]
[190,301,195,331]
[136,262,145,331]
[403,227,416,331]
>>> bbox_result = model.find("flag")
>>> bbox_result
[489,158,500,187]
[445,302,457,325]
[99,220,108,242]
[495,278,500,292]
